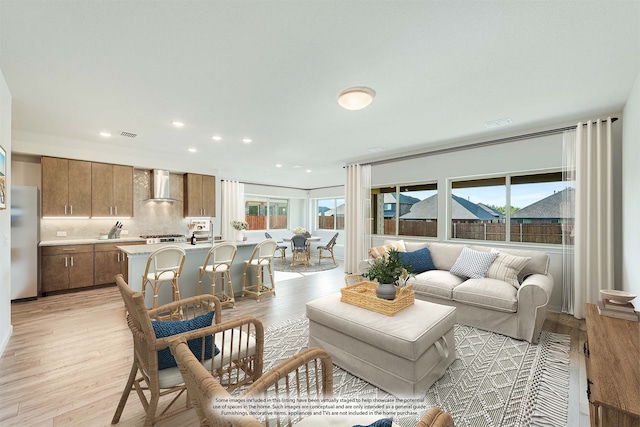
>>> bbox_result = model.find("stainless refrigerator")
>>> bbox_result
[11,186,40,300]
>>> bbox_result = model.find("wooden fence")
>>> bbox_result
[318,216,344,230]
[245,215,288,230]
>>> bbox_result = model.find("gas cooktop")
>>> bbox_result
[140,234,186,244]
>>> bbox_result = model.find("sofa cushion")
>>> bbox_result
[470,245,549,279]
[408,270,465,299]
[452,278,518,312]
[427,242,466,270]
[449,247,498,279]
[486,250,531,289]
[369,240,406,258]
[403,241,430,252]
[399,248,436,274]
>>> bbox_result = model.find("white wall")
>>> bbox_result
[0,69,13,356]
[623,70,640,297]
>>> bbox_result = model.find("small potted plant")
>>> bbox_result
[362,248,413,300]
[231,220,249,241]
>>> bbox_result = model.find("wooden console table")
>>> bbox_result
[584,303,640,426]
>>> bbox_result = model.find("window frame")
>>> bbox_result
[244,196,290,231]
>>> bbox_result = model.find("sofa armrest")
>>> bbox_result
[516,274,554,343]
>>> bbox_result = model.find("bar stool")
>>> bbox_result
[198,241,237,308]
[242,239,278,302]
[141,245,186,314]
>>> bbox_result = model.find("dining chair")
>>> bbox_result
[318,232,339,265]
[242,239,278,301]
[290,233,310,270]
[265,232,287,264]
[198,241,237,308]
[112,274,264,427]
[141,245,186,313]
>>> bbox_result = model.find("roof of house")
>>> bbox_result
[399,194,501,220]
[511,187,575,219]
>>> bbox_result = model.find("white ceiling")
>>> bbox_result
[1,1,638,189]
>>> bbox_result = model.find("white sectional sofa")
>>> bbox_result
[366,240,554,344]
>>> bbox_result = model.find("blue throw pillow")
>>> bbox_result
[399,248,436,274]
[353,418,393,427]
[152,311,219,370]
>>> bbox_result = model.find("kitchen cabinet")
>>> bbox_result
[91,163,133,217]
[94,242,137,285]
[184,173,216,217]
[41,245,94,293]
[41,157,91,217]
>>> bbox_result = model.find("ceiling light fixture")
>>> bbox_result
[306,169,312,173]
[211,135,222,141]
[337,86,376,110]
[98,131,111,137]
[275,164,282,168]
[242,138,252,143]
[172,121,185,127]
[188,148,197,153]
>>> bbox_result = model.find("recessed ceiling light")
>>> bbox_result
[242,138,252,143]
[98,131,111,137]
[188,148,197,153]
[212,135,222,141]
[172,121,185,127]
[275,164,283,168]
[306,169,312,173]
[338,86,376,110]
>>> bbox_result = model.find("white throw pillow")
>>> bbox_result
[449,247,498,279]
[486,250,531,289]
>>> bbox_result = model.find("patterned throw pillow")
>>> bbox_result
[486,250,531,289]
[399,248,436,273]
[368,240,406,258]
[449,247,498,279]
[152,311,219,370]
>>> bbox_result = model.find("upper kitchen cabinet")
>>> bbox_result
[91,163,133,217]
[184,173,216,217]
[41,156,91,217]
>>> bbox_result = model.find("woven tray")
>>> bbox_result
[340,280,414,316]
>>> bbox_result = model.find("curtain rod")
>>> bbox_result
[364,117,618,167]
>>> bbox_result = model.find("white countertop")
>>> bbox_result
[39,237,146,246]
[118,239,260,255]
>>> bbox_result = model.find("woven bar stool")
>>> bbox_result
[198,241,237,308]
[141,245,186,315]
[242,239,278,302]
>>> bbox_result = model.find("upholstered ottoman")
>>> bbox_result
[306,292,456,398]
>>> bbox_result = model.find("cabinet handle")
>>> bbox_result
[64,205,67,215]
[70,256,74,266]
[65,256,68,267]
[62,248,76,251]
[115,206,118,215]
[110,206,113,215]
[70,205,73,215]
[117,253,120,262]
[203,208,206,216]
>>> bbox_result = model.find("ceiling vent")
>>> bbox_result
[120,131,137,138]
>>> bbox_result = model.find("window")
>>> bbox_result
[372,183,437,237]
[245,197,289,230]
[317,198,344,230]
[450,171,572,244]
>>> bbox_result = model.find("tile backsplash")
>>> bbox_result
[40,170,202,241]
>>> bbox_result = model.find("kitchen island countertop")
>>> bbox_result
[39,237,146,246]
[117,239,259,255]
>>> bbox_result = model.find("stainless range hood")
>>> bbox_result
[146,169,178,202]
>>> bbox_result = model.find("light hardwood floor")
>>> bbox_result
[0,262,589,426]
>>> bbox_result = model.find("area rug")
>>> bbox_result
[262,317,570,427]
[272,256,338,273]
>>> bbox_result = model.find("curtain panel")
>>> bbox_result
[344,164,371,273]
[220,180,245,241]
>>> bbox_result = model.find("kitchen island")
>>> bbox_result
[118,240,261,307]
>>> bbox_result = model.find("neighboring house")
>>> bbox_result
[400,194,504,223]
[382,193,420,218]
[511,188,575,224]
[323,204,345,217]
[318,206,331,216]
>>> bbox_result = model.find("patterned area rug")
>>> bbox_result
[262,317,570,427]
[272,256,338,273]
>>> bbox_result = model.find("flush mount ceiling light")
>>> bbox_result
[337,86,376,110]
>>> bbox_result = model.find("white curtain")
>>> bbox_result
[344,164,371,273]
[220,180,245,241]
[572,118,614,319]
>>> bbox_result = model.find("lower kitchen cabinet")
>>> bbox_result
[94,242,137,285]
[41,245,94,293]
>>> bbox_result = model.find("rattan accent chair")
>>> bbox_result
[265,232,287,264]
[141,245,186,312]
[290,234,310,270]
[242,239,278,301]
[198,241,237,308]
[170,341,333,426]
[112,274,264,427]
[318,232,339,265]
[170,339,454,427]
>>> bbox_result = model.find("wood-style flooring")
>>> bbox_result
[0,262,589,426]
